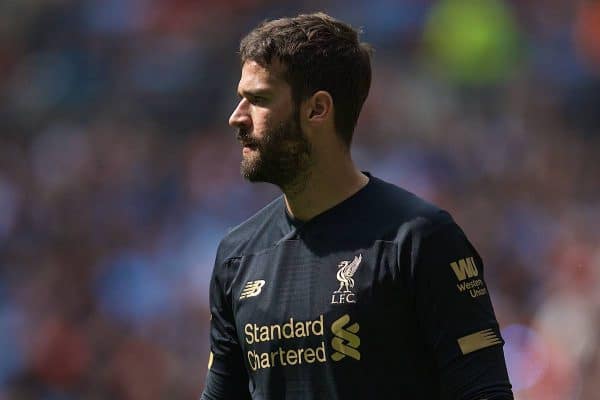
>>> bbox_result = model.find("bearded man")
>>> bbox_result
[201,12,513,400]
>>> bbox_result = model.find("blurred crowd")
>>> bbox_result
[0,0,598,399]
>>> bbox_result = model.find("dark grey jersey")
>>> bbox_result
[201,175,513,400]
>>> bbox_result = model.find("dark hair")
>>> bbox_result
[240,12,372,146]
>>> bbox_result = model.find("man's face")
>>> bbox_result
[229,60,312,189]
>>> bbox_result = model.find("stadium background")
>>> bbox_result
[0,0,598,399]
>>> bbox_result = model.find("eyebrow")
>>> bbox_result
[237,89,271,99]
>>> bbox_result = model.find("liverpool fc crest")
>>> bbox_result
[331,254,362,304]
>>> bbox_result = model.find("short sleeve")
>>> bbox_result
[413,222,513,399]
[208,257,242,365]
[201,246,251,400]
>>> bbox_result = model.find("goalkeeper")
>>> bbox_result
[201,12,513,400]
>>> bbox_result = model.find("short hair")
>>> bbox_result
[239,12,372,146]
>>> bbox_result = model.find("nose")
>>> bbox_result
[229,99,251,129]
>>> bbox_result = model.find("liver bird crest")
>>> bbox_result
[334,254,362,293]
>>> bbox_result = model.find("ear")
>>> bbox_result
[305,90,333,123]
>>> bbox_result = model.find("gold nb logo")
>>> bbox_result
[450,257,479,281]
[331,314,360,361]
[240,280,266,299]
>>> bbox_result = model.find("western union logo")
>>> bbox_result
[457,328,502,355]
[331,314,360,361]
[450,257,479,281]
[240,280,266,299]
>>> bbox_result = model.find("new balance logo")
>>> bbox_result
[331,314,360,361]
[450,257,479,281]
[240,280,266,299]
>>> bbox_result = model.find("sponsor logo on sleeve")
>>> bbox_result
[449,257,488,298]
[450,257,479,281]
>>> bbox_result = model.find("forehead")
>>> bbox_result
[238,60,288,92]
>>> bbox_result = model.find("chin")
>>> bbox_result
[240,161,263,182]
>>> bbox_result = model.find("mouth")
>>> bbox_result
[241,141,258,154]
[239,137,258,148]
[237,130,259,154]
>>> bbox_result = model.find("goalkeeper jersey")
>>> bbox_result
[201,174,513,400]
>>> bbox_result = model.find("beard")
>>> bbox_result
[237,110,312,191]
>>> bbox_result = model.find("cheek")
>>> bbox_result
[250,110,273,139]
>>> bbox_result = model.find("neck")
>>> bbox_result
[283,152,369,222]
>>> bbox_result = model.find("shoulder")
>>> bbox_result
[367,176,455,240]
[215,195,287,266]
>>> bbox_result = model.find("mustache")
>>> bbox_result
[236,128,249,141]
[237,129,259,146]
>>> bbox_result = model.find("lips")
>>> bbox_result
[240,140,258,149]
[237,130,259,150]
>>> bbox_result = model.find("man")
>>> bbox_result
[201,12,513,400]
